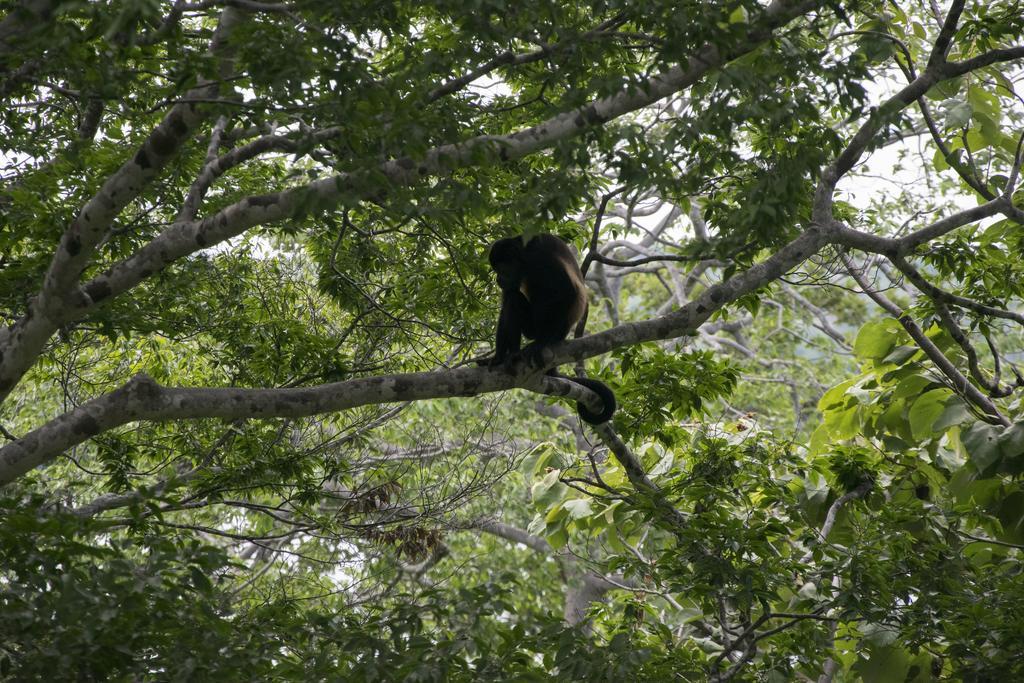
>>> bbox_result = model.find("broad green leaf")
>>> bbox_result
[546,526,569,550]
[966,128,987,151]
[532,470,566,507]
[976,112,1003,148]
[728,6,748,23]
[998,421,1024,461]
[882,345,919,365]
[926,76,963,100]
[908,389,951,440]
[962,423,1003,474]
[933,399,971,432]
[601,466,627,488]
[819,379,856,411]
[906,653,939,682]
[833,403,864,440]
[545,502,568,525]
[996,491,1024,544]
[967,84,1000,119]
[522,443,557,475]
[853,645,912,683]
[878,397,907,433]
[563,498,593,520]
[949,465,1002,505]
[527,513,546,537]
[944,100,972,130]
[892,374,932,400]
[648,451,675,478]
[861,622,900,648]
[803,472,829,506]
[601,500,623,524]
[853,320,899,361]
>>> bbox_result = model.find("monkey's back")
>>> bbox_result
[521,234,588,341]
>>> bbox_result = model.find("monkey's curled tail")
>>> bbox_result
[558,374,616,425]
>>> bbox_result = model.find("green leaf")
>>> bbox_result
[853,320,898,360]
[998,422,1024,460]
[944,100,972,130]
[966,128,987,151]
[648,451,675,478]
[926,76,963,100]
[545,526,569,550]
[996,491,1024,544]
[892,374,932,400]
[976,112,1003,148]
[601,500,623,524]
[545,502,568,525]
[728,6,748,23]
[522,443,556,476]
[563,498,593,520]
[962,423,1003,474]
[878,397,908,433]
[932,399,971,432]
[853,645,912,683]
[861,622,900,648]
[967,84,1000,119]
[818,379,856,411]
[531,470,566,508]
[907,389,951,440]
[190,566,213,592]
[803,472,829,506]
[882,345,918,365]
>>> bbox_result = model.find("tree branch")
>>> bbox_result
[0,7,244,404]
[888,254,1024,327]
[842,253,1010,426]
[0,0,824,412]
[832,196,1010,256]
[0,214,835,486]
[84,0,819,308]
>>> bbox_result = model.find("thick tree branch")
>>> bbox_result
[815,69,943,217]
[942,46,1024,77]
[813,35,1024,222]
[60,0,822,338]
[925,0,964,67]
[4,0,1020,490]
[832,196,1011,256]
[889,253,1024,326]
[591,422,693,535]
[0,7,243,403]
[818,479,872,544]
[477,519,552,554]
[0,218,834,485]
[177,125,344,221]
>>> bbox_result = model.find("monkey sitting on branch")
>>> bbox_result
[483,233,615,425]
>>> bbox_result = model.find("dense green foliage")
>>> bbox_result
[2,0,1024,680]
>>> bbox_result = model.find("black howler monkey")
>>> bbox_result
[486,233,616,425]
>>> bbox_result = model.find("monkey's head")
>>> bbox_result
[488,236,526,292]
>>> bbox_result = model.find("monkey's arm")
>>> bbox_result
[491,289,531,365]
[573,301,589,339]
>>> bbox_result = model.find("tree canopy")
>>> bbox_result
[2,0,1024,679]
